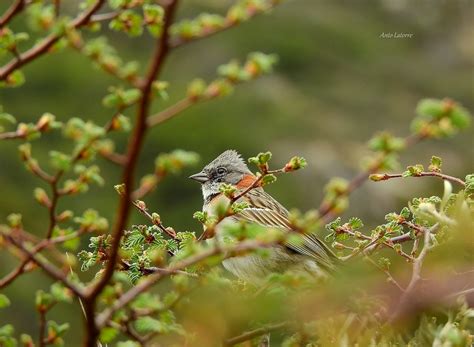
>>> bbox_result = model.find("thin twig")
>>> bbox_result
[224,322,288,346]
[3,232,85,297]
[388,225,433,322]
[95,239,280,328]
[318,133,423,223]
[364,256,404,292]
[131,199,177,239]
[0,0,26,28]
[146,97,194,127]
[82,2,179,345]
[0,0,106,80]
[38,308,47,347]
[168,0,281,48]
[372,172,465,187]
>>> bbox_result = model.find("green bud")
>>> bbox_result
[348,217,364,230]
[369,174,386,182]
[428,155,442,173]
[284,156,307,172]
[193,211,208,224]
[231,201,250,214]
[49,151,72,172]
[187,78,207,100]
[109,10,144,37]
[34,187,50,207]
[403,164,424,177]
[151,212,161,225]
[114,183,126,196]
[7,213,22,228]
[219,183,237,198]
[35,290,53,312]
[0,294,10,308]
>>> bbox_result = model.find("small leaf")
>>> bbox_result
[428,156,442,172]
[0,294,10,309]
[49,151,72,171]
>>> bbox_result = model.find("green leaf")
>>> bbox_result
[348,217,364,230]
[284,156,307,172]
[0,111,16,132]
[193,211,208,224]
[35,290,53,311]
[20,334,34,345]
[49,151,72,171]
[187,78,207,100]
[0,294,10,309]
[7,213,22,228]
[110,10,143,37]
[219,183,237,198]
[134,316,164,333]
[261,174,277,186]
[325,217,342,232]
[1,70,25,88]
[428,156,442,172]
[50,282,73,303]
[416,98,445,119]
[99,327,119,343]
[155,150,200,174]
[400,207,411,219]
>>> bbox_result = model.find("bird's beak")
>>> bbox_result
[189,171,208,183]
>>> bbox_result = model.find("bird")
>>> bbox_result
[189,150,338,284]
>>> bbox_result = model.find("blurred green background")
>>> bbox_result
[0,0,472,345]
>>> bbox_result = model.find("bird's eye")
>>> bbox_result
[216,167,227,176]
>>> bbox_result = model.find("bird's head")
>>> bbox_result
[189,150,253,201]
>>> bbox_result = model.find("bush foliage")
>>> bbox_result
[0,1,472,346]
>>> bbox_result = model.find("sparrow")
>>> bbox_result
[189,150,338,284]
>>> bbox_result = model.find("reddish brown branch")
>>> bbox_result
[371,171,465,187]
[0,0,26,28]
[0,0,105,80]
[3,233,85,297]
[318,133,423,223]
[0,227,88,289]
[38,308,47,347]
[146,97,194,127]
[168,0,281,48]
[82,1,180,345]
[131,199,177,240]
[95,238,279,328]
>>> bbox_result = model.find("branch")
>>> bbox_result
[3,232,85,297]
[0,0,26,28]
[38,308,47,347]
[168,0,281,48]
[388,225,434,322]
[90,11,119,22]
[0,227,88,289]
[334,225,414,262]
[133,201,176,237]
[83,1,179,345]
[370,171,466,187]
[95,239,279,328]
[120,259,197,277]
[364,255,404,292]
[318,133,423,223]
[224,322,288,346]
[0,0,106,80]
[146,97,194,127]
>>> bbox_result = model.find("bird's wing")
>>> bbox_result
[233,188,338,271]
